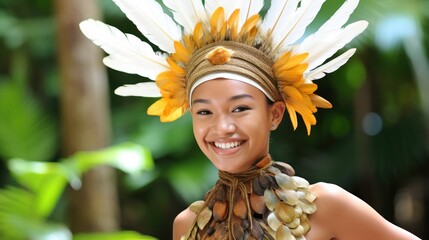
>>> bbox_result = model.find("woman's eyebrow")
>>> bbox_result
[229,94,254,101]
[192,94,254,105]
[192,98,210,105]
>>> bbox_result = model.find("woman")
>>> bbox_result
[79,0,420,239]
[172,78,419,239]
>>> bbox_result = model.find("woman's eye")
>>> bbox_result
[196,110,212,115]
[233,106,251,113]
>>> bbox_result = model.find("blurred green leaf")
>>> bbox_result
[0,187,38,239]
[7,159,68,218]
[26,222,72,240]
[73,231,158,240]
[64,142,154,181]
[0,67,57,162]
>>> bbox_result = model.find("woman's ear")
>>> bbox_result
[270,101,286,130]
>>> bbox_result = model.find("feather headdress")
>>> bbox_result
[79,0,368,135]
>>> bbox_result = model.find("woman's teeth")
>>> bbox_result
[214,141,241,149]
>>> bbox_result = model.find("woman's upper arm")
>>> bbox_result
[313,182,420,240]
[173,208,196,240]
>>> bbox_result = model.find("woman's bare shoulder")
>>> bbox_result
[308,182,420,240]
[310,182,344,198]
[173,207,196,240]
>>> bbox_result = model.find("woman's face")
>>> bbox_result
[190,78,285,173]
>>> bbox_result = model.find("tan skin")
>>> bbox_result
[173,78,420,240]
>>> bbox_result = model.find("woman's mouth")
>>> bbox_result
[214,141,242,149]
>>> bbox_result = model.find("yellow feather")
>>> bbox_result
[147,98,167,116]
[238,14,260,39]
[275,62,308,75]
[274,52,291,67]
[302,94,317,112]
[310,94,332,108]
[168,57,186,76]
[298,83,317,94]
[193,22,204,48]
[274,52,308,72]
[286,53,309,68]
[160,107,184,122]
[283,86,303,100]
[304,119,312,136]
[210,7,225,39]
[183,35,195,55]
[156,72,184,93]
[289,99,316,125]
[228,9,240,40]
[165,97,187,118]
[172,41,191,63]
[276,72,304,84]
[285,101,298,130]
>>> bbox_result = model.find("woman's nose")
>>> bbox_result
[212,114,236,135]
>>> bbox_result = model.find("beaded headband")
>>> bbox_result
[80,0,368,135]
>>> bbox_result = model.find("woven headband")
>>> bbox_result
[186,41,282,103]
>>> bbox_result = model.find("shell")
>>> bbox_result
[267,212,282,231]
[290,225,305,237]
[189,200,205,214]
[263,189,279,211]
[233,195,248,219]
[212,201,227,221]
[252,176,265,195]
[274,161,295,176]
[275,173,297,191]
[258,174,272,189]
[286,217,301,229]
[274,202,296,223]
[250,194,267,215]
[275,189,299,205]
[292,176,310,188]
[197,207,212,230]
[276,225,295,240]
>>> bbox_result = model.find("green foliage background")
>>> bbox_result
[0,0,428,239]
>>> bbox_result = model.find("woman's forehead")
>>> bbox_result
[191,78,266,100]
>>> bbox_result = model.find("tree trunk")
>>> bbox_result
[54,0,119,233]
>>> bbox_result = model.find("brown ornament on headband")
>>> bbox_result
[206,46,233,65]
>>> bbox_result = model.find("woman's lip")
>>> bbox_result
[214,141,242,149]
[209,140,244,155]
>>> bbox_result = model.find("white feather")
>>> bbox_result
[317,0,360,34]
[79,19,168,80]
[295,0,360,53]
[238,0,264,28]
[305,48,356,81]
[163,0,207,34]
[269,0,326,53]
[112,0,182,53]
[260,0,300,39]
[297,20,368,71]
[115,82,161,97]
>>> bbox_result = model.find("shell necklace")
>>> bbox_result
[182,155,317,240]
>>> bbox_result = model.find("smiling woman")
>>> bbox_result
[79,0,420,239]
